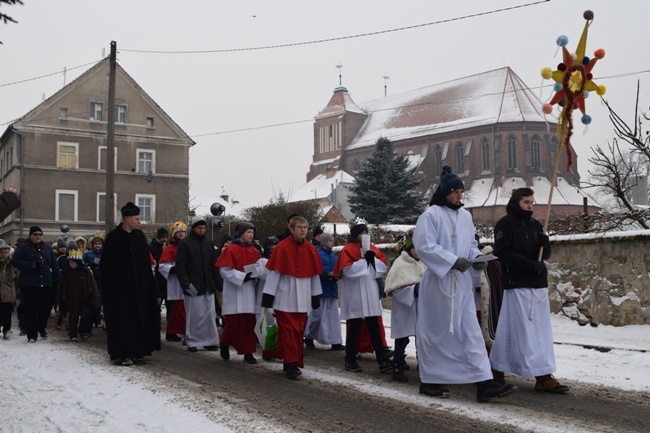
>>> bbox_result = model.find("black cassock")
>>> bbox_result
[101,224,161,360]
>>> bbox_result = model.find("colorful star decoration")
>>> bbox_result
[541,10,606,171]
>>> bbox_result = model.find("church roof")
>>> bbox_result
[347,67,548,149]
[316,86,366,118]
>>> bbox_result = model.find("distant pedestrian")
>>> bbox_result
[158,221,187,343]
[0,241,18,340]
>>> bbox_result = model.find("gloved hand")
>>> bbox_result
[243,272,253,282]
[364,250,376,269]
[472,261,488,271]
[452,257,471,272]
[261,293,275,308]
[533,261,547,275]
[311,295,320,309]
[327,274,338,281]
[169,266,177,274]
[538,233,550,248]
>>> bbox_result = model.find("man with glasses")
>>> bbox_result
[12,226,61,343]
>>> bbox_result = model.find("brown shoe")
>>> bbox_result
[535,375,570,393]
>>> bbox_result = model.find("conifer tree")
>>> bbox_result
[348,137,425,224]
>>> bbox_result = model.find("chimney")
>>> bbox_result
[325,165,336,178]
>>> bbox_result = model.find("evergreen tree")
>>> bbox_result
[348,137,425,224]
[1,1,24,45]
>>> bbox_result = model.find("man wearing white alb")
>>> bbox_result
[413,166,516,402]
[491,187,569,394]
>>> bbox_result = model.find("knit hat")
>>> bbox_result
[120,202,140,217]
[320,233,334,244]
[313,226,324,237]
[191,217,207,230]
[57,238,66,248]
[67,241,77,251]
[91,237,104,245]
[236,222,255,237]
[29,226,43,236]
[439,165,464,196]
[156,227,169,239]
[169,221,187,237]
[0,239,9,251]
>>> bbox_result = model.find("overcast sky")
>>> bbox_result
[1,0,648,207]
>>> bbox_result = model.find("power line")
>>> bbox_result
[119,1,550,54]
[0,60,102,88]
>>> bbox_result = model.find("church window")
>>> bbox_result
[507,136,517,170]
[481,139,490,172]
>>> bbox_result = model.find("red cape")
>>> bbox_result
[266,236,323,278]
[332,242,386,276]
[159,243,178,264]
[215,242,261,272]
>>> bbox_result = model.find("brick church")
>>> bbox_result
[306,67,600,223]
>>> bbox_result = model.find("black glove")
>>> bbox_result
[364,250,376,269]
[311,295,320,309]
[327,275,338,281]
[538,233,550,248]
[452,257,471,272]
[243,272,253,282]
[472,260,488,271]
[261,293,275,308]
[533,261,547,275]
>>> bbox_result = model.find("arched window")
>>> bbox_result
[507,136,517,170]
[481,139,490,172]
[434,145,443,175]
[455,142,464,173]
[531,135,541,169]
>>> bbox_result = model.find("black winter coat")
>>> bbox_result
[175,230,219,296]
[494,199,551,289]
[100,224,161,360]
[13,240,61,289]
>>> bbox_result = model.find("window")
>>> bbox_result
[455,143,464,173]
[89,102,103,121]
[434,145,443,176]
[59,108,68,119]
[98,146,118,171]
[136,194,155,223]
[137,149,155,174]
[115,105,127,124]
[146,117,154,128]
[531,135,541,169]
[56,190,78,222]
[57,142,78,169]
[96,192,117,223]
[507,136,518,170]
[481,139,490,172]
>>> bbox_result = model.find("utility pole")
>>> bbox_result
[105,41,117,232]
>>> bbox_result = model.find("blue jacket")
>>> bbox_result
[13,239,61,289]
[83,248,102,288]
[318,246,339,298]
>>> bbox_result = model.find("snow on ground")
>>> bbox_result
[1,313,649,432]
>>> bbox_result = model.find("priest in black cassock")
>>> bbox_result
[101,202,161,365]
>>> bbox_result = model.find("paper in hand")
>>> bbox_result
[471,254,497,264]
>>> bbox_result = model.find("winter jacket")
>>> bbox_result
[56,266,100,315]
[83,248,102,288]
[0,259,17,303]
[175,230,219,296]
[494,198,551,289]
[317,246,339,298]
[13,240,61,289]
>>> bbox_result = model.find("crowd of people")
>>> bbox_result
[0,171,570,402]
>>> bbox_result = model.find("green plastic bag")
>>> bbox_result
[255,308,278,351]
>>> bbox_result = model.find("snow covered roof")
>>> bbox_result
[348,67,547,149]
[289,170,354,202]
[190,196,246,219]
[316,86,366,118]
[464,176,600,209]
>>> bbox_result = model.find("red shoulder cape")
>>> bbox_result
[159,244,178,264]
[266,236,323,278]
[332,242,386,276]
[215,242,260,272]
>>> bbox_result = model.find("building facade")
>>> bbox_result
[0,58,194,244]
[307,67,600,222]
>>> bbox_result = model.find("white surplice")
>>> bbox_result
[413,205,492,384]
[339,258,387,320]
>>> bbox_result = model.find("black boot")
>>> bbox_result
[476,379,516,402]
[344,353,362,372]
[304,338,315,350]
[392,363,408,383]
[419,383,449,398]
[284,362,302,379]
[378,357,393,373]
